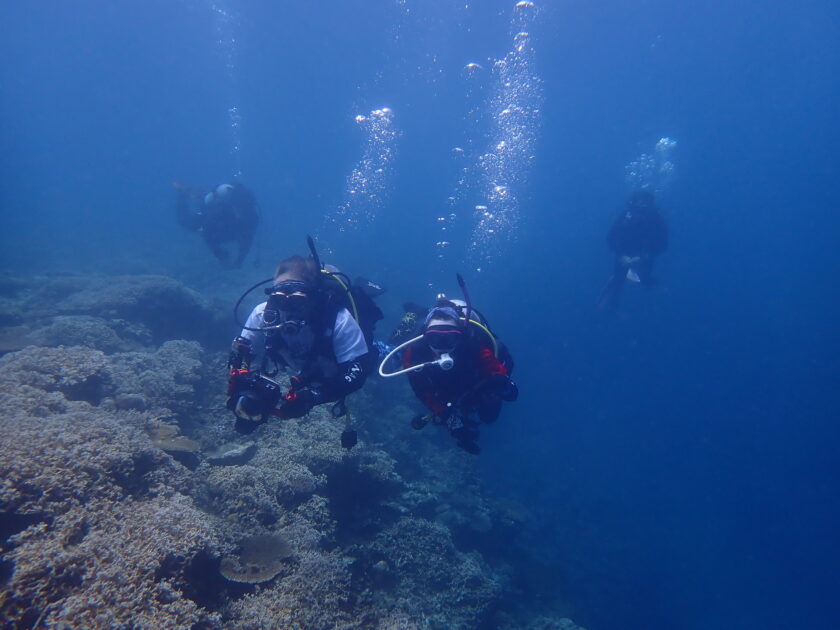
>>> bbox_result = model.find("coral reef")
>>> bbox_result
[0,353,224,628]
[0,273,586,630]
[227,549,355,629]
[0,273,228,355]
[219,533,294,584]
[27,315,129,353]
[351,517,503,628]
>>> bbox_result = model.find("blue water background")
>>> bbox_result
[2,1,839,628]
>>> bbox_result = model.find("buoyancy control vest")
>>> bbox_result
[430,297,514,374]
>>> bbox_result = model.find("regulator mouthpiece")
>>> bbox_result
[437,353,454,371]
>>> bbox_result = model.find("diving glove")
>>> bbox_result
[276,389,316,419]
[486,374,519,402]
[228,336,252,370]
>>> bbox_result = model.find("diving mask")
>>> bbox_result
[263,280,312,327]
[424,325,463,353]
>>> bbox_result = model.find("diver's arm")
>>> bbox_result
[273,356,369,419]
[310,356,370,404]
[474,347,518,401]
[231,303,267,360]
[407,366,450,417]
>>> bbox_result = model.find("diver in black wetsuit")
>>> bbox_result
[598,190,668,310]
[174,182,259,267]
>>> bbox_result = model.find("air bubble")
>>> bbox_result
[625,137,678,193]
[325,107,399,233]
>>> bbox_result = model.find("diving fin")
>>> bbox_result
[626,268,641,283]
[354,276,387,298]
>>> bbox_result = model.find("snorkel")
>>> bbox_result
[306,234,322,278]
[456,273,472,332]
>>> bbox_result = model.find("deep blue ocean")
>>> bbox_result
[2,1,838,628]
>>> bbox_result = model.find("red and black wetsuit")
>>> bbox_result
[404,337,513,426]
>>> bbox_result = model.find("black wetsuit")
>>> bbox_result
[176,183,259,267]
[599,201,668,309]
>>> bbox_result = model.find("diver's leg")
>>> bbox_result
[452,425,481,454]
[638,256,655,286]
[234,229,255,268]
[597,259,626,310]
[477,394,502,424]
[203,233,230,264]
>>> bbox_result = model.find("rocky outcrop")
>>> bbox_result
[0,274,229,355]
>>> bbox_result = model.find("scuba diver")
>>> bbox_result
[388,302,427,346]
[597,189,668,310]
[226,237,384,447]
[174,181,259,267]
[379,275,517,455]
[371,302,427,369]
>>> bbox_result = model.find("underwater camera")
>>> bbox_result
[227,370,283,422]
